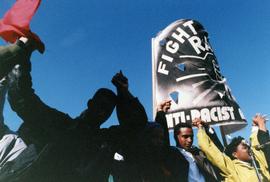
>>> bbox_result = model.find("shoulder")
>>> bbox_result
[190,146,208,160]
[167,146,186,160]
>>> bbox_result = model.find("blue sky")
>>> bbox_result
[1,0,270,145]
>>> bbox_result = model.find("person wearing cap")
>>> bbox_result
[195,117,270,182]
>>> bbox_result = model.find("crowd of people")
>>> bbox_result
[0,37,269,182]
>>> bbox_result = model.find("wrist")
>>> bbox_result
[197,123,203,129]
[198,125,204,130]
[258,125,267,132]
[258,122,266,128]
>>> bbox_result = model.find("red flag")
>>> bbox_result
[0,0,45,53]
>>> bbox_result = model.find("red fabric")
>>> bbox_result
[0,0,44,53]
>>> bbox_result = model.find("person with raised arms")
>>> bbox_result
[0,37,39,181]
[195,117,270,182]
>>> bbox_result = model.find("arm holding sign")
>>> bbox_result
[155,100,171,146]
[195,119,235,180]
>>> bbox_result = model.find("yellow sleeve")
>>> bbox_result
[197,127,235,176]
[250,131,270,180]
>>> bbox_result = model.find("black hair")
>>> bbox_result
[82,88,116,128]
[173,123,192,146]
[90,88,116,104]
[224,136,244,159]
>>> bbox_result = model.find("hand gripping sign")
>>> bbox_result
[152,19,246,134]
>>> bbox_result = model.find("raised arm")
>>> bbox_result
[112,71,147,128]
[252,114,270,173]
[204,124,224,152]
[0,38,33,133]
[0,38,34,79]
[253,114,269,141]
[194,118,235,177]
[7,54,74,144]
[155,100,171,146]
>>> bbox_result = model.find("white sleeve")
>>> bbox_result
[0,134,27,167]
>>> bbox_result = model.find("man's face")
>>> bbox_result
[233,142,251,162]
[177,127,193,150]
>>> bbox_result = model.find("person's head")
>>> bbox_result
[174,123,193,150]
[84,88,116,128]
[225,136,251,162]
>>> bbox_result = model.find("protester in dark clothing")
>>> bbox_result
[7,61,153,182]
[253,114,270,173]
[10,87,117,182]
[136,103,188,182]
[155,100,171,146]
[112,71,148,129]
[109,71,149,182]
[109,72,184,182]
[7,55,118,181]
[135,123,182,182]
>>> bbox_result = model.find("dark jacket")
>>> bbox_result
[257,129,270,173]
[8,96,113,182]
[7,62,153,182]
[7,65,117,181]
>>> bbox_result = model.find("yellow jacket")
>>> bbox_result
[197,128,270,182]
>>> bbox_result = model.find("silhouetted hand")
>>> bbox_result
[111,70,128,90]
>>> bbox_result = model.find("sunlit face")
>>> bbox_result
[233,142,251,162]
[177,127,193,150]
